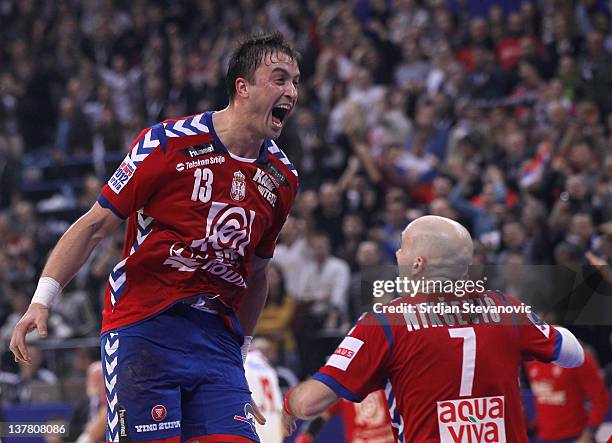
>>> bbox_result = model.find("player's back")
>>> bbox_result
[386,291,534,442]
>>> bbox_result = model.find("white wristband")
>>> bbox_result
[31,277,62,307]
[241,335,253,365]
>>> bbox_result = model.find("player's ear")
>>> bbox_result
[412,256,425,275]
[235,77,250,99]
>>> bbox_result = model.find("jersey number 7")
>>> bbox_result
[449,327,476,397]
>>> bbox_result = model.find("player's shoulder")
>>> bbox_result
[351,309,394,339]
[130,113,211,155]
[159,113,212,146]
[265,140,299,185]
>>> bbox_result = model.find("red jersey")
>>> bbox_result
[527,352,609,440]
[329,390,395,443]
[97,112,298,332]
[314,291,562,443]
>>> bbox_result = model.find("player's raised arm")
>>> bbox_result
[9,201,123,363]
[515,304,584,368]
[549,326,584,368]
[11,123,166,364]
[283,311,392,435]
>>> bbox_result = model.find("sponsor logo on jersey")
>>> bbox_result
[183,143,215,158]
[262,160,288,186]
[530,380,567,405]
[163,202,255,287]
[253,168,278,207]
[134,421,181,433]
[109,156,137,194]
[326,336,364,371]
[233,403,257,433]
[151,404,167,421]
[117,404,129,441]
[437,396,506,442]
[176,156,225,172]
[231,170,247,202]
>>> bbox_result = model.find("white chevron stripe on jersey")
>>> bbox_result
[110,211,154,305]
[105,374,117,393]
[105,356,117,374]
[130,211,154,254]
[109,272,126,293]
[142,129,160,149]
[107,392,118,411]
[112,257,128,274]
[108,413,118,433]
[138,212,154,229]
[130,128,160,164]
[109,257,128,307]
[164,122,182,138]
[171,119,197,135]
[104,339,119,357]
[385,380,405,443]
[103,333,120,442]
[268,141,298,176]
[191,113,209,132]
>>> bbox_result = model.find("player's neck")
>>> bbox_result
[212,106,264,158]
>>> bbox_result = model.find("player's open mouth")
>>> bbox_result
[271,104,291,128]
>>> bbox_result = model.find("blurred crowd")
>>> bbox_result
[1,0,612,409]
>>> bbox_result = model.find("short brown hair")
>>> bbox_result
[226,32,300,102]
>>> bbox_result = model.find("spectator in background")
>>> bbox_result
[336,212,366,270]
[450,177,500,239]
[294,233,350,377]
[314,182,345,250]
[458,17,494,71]
[72,362,106,443]
[0,295,29,343]
[499,221,529,264]
[579,31,612,113]
[348,240,395,321]
[546,14,582,70]
[273,216,310,297]
[376,190,410,261]
[95,107,123,153]
[567,213,596,251]
[394,37,430,92]
[0,346,58,404]
[97,54,141,125]
[54,97,93,156]
[50,284,98,338]
[496,12,525,71]
[466,46,509,99]
[296,233,350,330]
[254,263,296,361]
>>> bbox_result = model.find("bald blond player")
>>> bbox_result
[283,216,584,442]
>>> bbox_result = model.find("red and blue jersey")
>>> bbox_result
[97,111,298,333]
[315,291,562,443]
[527,351,609,440]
